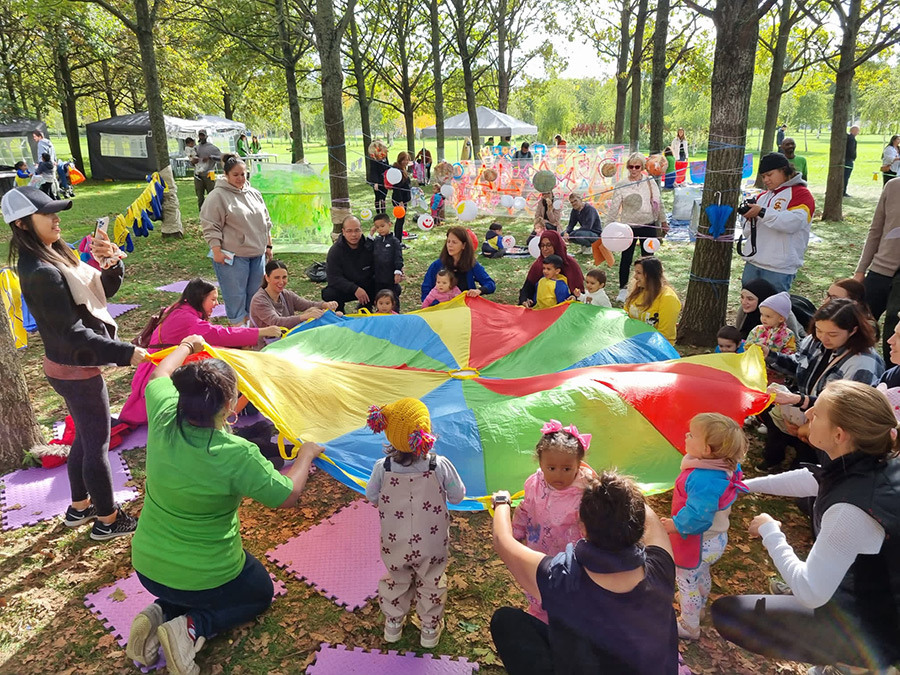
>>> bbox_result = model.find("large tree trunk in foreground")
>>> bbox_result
[613,2,631,145]
[628,0,648,152]
[678,0,760,346]
[0,312,42,473]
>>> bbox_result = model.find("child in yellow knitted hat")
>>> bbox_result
[365,397,466,648]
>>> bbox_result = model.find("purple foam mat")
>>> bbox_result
[108,303,140,319]
[267,500,383,611]
[307,644,479,674]
[155,280,218,293]
[0,450,138,531]
[116,425,149,452]
[84,570,287,673]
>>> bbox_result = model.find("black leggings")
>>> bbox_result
[373,186,387,213]
[618,224,658,288]
[712,594,897,669]
[392,199,408,240]
[47,374,115,516]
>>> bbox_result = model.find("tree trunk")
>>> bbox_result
[134,0,181,233]
[628,0,648,151]
[451,0,480,148]
[349,18,372,173]
[312,0,352,233]
[223,87,234,120]
[429,0,445,161]
[0,34,21,117]
[496,0,510,113]
[756,0,792,188]
[277,0,304,162]
[678,0,760,346]
[52,37,85,174]
[398,34,415,156]
[649,0,670,154]
[0,311,42,473]
[821,0,860,222]
[613,1,631,144]
[101,59,117,116]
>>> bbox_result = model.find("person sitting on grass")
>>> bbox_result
[482,222,506,258]
[489,471,678,674]
[716,325,745,353]
[523,254,570,309]
[249,260,338,329]
[126,335,323,675]
[374,288,399,314]
[573,268,611,308]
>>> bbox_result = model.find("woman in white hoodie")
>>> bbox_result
[201,154,273,325]
[739,153,815,293]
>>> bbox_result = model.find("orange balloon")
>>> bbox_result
[393,205,406,218]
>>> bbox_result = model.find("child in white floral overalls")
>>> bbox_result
[365,397,466,648]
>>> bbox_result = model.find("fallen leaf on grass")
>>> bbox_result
[97,633,115,649]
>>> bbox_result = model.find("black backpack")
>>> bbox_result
[305,261,327,283]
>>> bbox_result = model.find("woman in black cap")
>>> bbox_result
[738,152,815,293]
[2,186,148,540]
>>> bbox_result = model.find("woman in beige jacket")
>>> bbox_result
[201,154,273,325]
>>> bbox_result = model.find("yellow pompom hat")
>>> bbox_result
[366,397,435,457]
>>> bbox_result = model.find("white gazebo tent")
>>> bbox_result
[420,106,537,138]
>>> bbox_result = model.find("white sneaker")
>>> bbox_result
[580,246,592,255]
[420,618,444,648]
[384,616,404,643]
[616,288,628,303]
[677,618,700,641]
[769,578,793,595]
[157,616,205,675]
[125,603,164,666]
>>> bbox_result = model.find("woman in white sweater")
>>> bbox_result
[711,380,900,672]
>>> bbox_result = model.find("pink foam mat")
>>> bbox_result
[0,450,138,531]
[107,303,140,319]
[266,500,383,611]
[84,570,287,672]
[307,643,479,674]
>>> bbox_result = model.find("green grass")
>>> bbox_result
[0,134,887,674]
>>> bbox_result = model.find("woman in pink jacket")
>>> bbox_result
[118,278,281,426]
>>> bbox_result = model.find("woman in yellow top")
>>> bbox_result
[624,256,681,345]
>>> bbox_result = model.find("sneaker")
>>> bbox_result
[384,616,405,643]
[580,246,592,255]
[677,618,700,641]
[768,578,793,595]
[616,288,628,303]
[125,603,164,666]
[757,424,768,435]
[420,618,444,648]
[64,503,97,527]
[90,508,138,541]
[157,616,205,675]
[161,231,184,240]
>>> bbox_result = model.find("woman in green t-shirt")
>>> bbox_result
[126,335,322,675]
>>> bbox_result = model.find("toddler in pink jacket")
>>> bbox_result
[511,419,596,622]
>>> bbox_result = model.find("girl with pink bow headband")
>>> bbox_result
[510,419,596,623]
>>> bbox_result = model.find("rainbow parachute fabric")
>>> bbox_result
[185,295,770,510]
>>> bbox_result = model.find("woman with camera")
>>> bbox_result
[738,153,815,293]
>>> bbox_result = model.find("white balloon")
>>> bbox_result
[601,222,634,253]
[385,167,402,185]
[440,184,455,199]
[360,207,373,221]
[457,200,478,222]
[513,196,527,210]
[528,236,541,258]
[500,195,514,208]
[502,235,516,249]
[417,213,435,230]
[553,199,563,210]
[643,237,661,253]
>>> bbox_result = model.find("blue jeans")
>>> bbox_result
[213,255,265,323]
[136,551,274,638]
[567,230,600,247]
[741,263,795,293]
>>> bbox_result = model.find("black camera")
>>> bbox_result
[737,197,757,216]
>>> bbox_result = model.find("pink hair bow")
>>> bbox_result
[540,419,592,452]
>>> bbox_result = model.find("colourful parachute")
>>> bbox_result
[187,295,770,510]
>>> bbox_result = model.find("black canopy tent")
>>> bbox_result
[85,112,246,181]
[0,120,49,167]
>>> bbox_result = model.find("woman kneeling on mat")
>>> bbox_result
[712,380,900,673]
[126,335,323,675]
